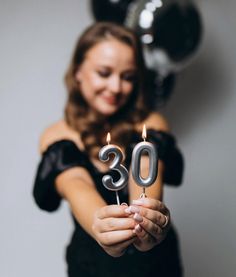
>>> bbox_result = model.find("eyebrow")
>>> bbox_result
[95,65,137,71]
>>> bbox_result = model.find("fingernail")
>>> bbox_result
[135,224,142,233]
[121,202,128,206]
[134,213,143,223]
[129,206,140,213]
[124,207,132,214]
[132,199,144,205]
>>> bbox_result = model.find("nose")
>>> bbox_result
[108,75,121,94]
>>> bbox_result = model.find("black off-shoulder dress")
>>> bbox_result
[33,130,184,277]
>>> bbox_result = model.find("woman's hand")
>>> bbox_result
[126,197,170,252]
[92,204,137,257]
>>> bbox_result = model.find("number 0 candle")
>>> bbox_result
[131,125,158,197]
[99,133,129,205]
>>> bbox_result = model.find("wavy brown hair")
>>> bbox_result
[64,22,152,157]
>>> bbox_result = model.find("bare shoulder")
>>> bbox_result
[39,119,80,153]
[136,112,170,132]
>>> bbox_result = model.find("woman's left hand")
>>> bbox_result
[126,197,170,252]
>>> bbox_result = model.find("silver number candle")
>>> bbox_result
[99,133,129,205]
[131,125,158,197]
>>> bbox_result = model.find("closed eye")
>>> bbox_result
[122,72,137,83]
[96,69,111,78]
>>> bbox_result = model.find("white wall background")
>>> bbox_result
[0,1,235,277]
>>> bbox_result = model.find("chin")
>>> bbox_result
[99,110,117,117]
[98,106,120,117]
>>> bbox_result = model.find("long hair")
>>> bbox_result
[64,22,152,157]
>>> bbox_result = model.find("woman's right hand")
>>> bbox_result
[92,205,137,257]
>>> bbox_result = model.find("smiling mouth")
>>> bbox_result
[102,95,120,105]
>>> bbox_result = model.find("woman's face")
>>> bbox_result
[75,38,137,116]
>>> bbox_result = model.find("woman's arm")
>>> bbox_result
[55,167,137,257]
[39,121,136,257]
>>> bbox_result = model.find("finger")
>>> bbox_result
[133,206,169,228]
[99,229,136,247]
[132,198,168,214]
[133,225,156,250]
[110,237,137,252]
[103,236,137,257]
[139,216,163,239]
[127,204,169,228]
[133,224,146,237]
[98,217,136,233]
[97,205,131,219]
[115,236,137,248]
[161,215,170,229]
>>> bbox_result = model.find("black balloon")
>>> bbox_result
[154,3,202,62]
[90,0,134,24]
[125,0,202,63]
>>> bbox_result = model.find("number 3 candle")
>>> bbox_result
[131,125,158,197]
[99,133,129,205]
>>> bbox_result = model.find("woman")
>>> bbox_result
[33,22,184,276]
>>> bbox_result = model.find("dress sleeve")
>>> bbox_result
[147,129,184,186]
[32,140,89,212]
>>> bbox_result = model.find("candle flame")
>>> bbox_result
[106,132,111,144]
[142,124,147,141]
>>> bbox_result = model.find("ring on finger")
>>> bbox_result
[162,215,169,228]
